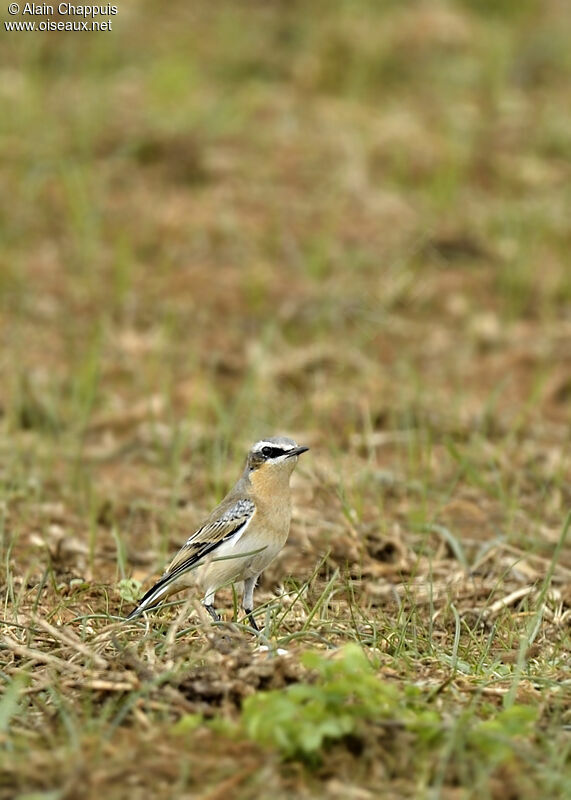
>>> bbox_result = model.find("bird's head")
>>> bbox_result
[246,436,309,480]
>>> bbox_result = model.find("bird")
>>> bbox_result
[126,436,309,630]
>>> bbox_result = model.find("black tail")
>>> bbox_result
[125,573,174,620]
[125,539,222,620]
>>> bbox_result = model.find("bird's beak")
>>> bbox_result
[286,446,310,458]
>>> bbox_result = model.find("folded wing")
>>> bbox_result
[126,498,255,619]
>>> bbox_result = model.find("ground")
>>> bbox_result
[0,1,570,798]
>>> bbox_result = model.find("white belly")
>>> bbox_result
[197,530,284,594]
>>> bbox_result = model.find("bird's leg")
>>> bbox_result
[203,589,220,622]
[246,609,259,631]
[243,576,259,631]
[204,604,220,622]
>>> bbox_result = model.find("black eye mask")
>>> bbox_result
[261,446,287,459]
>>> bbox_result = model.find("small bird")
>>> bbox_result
[126,436,309,630]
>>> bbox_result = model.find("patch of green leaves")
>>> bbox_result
[117,578,142,604]
[468,705,538,766]
[176,645,540,772]
[240,645,440,763]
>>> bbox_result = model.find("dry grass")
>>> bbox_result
[1,0,570,797]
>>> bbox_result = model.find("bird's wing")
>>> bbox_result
[166,497,256,581]
[125,497,256,619]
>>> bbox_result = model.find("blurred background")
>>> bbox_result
[1,0,570,570]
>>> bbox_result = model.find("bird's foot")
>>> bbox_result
[204,604,221,622]
[244,608,259,631]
